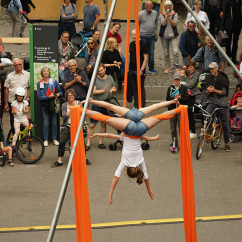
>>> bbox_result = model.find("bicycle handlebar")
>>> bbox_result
[194,104,223,117]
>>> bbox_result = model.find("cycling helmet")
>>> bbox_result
[15,87,25,96]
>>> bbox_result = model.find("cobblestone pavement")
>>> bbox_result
[0,3,241,88]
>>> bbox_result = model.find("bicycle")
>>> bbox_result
[195,104,223,159]
[7,118,45,164]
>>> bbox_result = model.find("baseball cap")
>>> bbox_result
[173,73,181,80]
[208,62,218,69]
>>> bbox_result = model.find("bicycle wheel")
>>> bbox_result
[196,135,205,160]
[211,124,222,150]
[0,147,5,167]
[16,135,45,164]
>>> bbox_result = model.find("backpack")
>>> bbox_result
[1,0,11,8]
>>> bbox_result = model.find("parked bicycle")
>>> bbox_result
[195,104,223,159]
[7,118,45,164]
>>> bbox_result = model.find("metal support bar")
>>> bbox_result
[180,0,242,80]
[46,0,118,241]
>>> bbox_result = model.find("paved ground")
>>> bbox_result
[0,3,242,242]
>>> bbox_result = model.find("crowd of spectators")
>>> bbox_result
[1,0,242,166]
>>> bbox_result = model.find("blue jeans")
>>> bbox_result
[142,3,160,31]
[59,67,68,83]
[120,54,125,76]
[183,56,191,65]
[42,107,58,141]
[140,35,156,71]
[79,31,93,37]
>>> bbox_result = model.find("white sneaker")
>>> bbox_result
[190,133,197,139]
[44,141,48,147]
[53,140,59,146]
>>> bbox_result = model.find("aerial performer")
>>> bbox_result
[81,97,181,203]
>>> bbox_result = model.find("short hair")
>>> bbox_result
[65,88,76,99]
[87,37,99,49]
[92,29,100,35]
[13,58,23,65]
[99,63,105,69]
[61,31,70,36]
[193,0,201,5]
[186,60,195,67]
[40,67,50,77]
[187,20,195,26]
[205,36,211,41]
[106,37,116,51]
[68,59,77,65]
[111,22,121,29]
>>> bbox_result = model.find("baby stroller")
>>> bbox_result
[105,97,150,151]
[229,85,242,142]
[71,32,88,58]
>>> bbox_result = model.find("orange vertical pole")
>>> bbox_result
[71,105,92,242]
[134,0,142,109]
[123,0,131,108]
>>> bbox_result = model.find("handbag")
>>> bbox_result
[45,96,65,114]
[216,30,229,47]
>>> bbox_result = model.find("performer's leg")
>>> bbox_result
[138,100,176,116]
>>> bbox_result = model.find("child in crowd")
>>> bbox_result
[179,68,188,85]
[166,73,189,148]
[11,87,29,150]
[90,132,160,204]
[0,125,13,166]
[231,97,242,129]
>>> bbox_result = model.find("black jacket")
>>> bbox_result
[220,0,242,31]
[166,84,189,110]
[20,0,36,12]
[204,0,223,11]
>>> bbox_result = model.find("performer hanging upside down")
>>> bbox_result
[90,132,160,204]
[81,97,181,139]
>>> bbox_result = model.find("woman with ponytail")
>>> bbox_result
[90,132,160,204]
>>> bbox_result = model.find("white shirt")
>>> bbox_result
[185,11,210,31]
[11,100,29,123]
[114,133,148,179]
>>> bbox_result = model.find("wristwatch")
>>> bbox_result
[91,27,94,30]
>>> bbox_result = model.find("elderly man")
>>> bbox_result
[4,58,30,129]
[128,29,148,109]
[205,62,230,151]
[58,31,75,84]
[82,0,100,37]
[191,36,226,73]
[179,20,199,65]
[139,1,157,74]
[63,59,90,102]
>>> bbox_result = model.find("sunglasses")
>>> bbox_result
[87,42,94,45]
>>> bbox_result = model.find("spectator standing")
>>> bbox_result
[6,0,23,37]
[37,67,63,147]
[19,0,36,38]
[82,0,100,37]
[59,0,78,39]
[142,0,162,32]
[191,36,226,73]
[4,58,30,130]
[182,61,200,138]
[63,59,90,102]
[185,0,210,31]
[204,0,224,37]
[84,37,99,80]
[205,62,230,151]
[159,0,179,74]
[166,73,189,148]
[128,29,148,109]
[179,20,199,65]
[221,0,242,65]
[85,64,116,151]
[106,22,122,54]
[58,31,75,83]
[139,1,157,74]
[102,37,122,91]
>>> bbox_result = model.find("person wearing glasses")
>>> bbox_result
[179,20,199,65]
[63,59,90,102]
[84,37,99,80]
[4,58,30,130]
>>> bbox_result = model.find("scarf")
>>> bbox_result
[58,39,72,66]
[40,78,55,98]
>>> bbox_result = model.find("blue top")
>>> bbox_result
[192,46,226,70]
[83,4,100,29]
[37,79,63,107]
[7,0,22,12]
[84,49,99,67]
